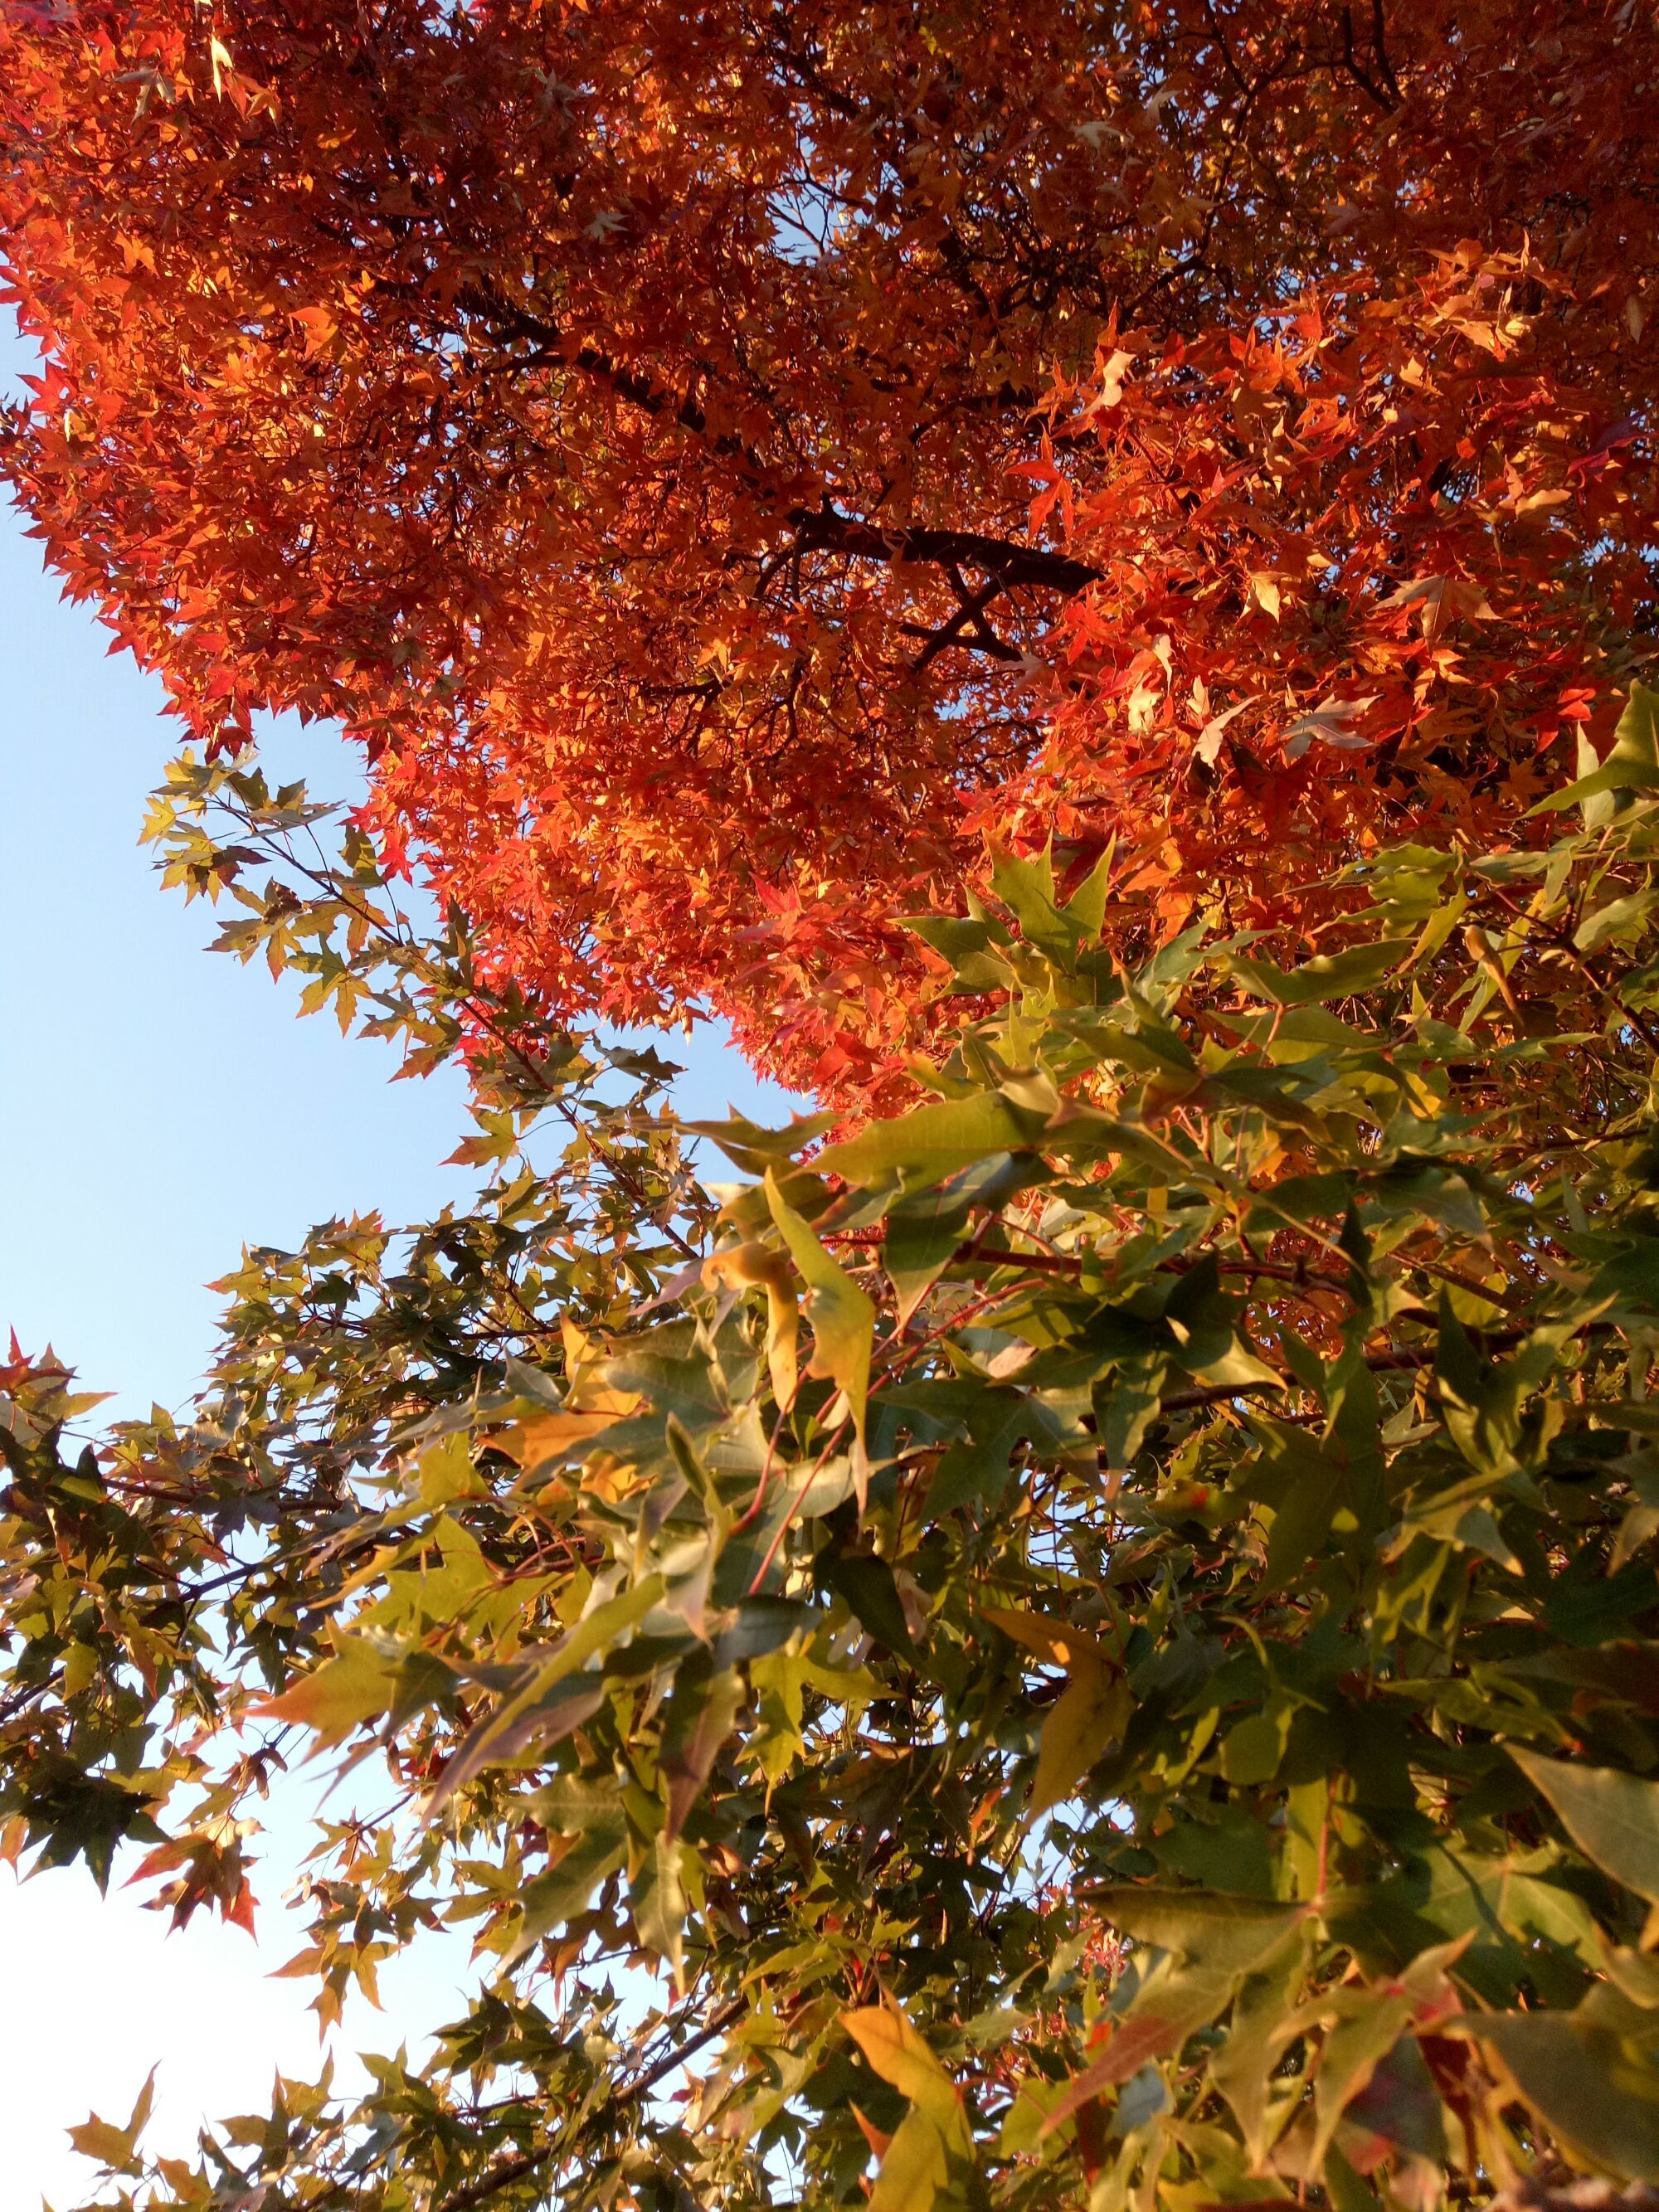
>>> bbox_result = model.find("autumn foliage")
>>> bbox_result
[2,1,1656,1095]
[18,9,1659,2205]
[16,741,1659,2210]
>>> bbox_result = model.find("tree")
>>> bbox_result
[12,707,1659,2208]
[2,1,1655,1096]
[9,7,1659,2205]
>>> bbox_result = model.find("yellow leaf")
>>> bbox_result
[418,1432,484,1505]
[980,1605,1110,1669]
[703,1240,800,1408]
[69,2069,156,2174]
[843,1999,974,2212]
[864,2111,952,2212]
[68,2115,139,2173]
[1029,1660,1131,1821]
[1247,571,1281,621]
[980,1610,1131,1820]
[561,1317,640,1415]
[844,2001,962,2122]
[257,1636,399,1748]
[499,1408,628,1468]
[764,1172,873,1505]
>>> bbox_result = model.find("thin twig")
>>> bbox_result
[430,1994,747,2212]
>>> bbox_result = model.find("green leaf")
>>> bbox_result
[660,1659,745,1840]
[1574,888,1659,953]
[1531,681,1659,818]
[1092,1356,1171,1471]
[683,1109,837,1178]
[1228,940,1410,1007]
[632,1830,690,1985]
[1435,1299,1567,1480]
[260,1636,404,1748]
[418,1431,485,1504]
[1091,1888,1308,1976]
[816,1092,1047,1194]
[1335,2031,1447,2173]
[883,1191,970,1330]
[903,913,1014,994]
[1062,848,1113,941]
[426,1577,664,1816]
[990,842,1084,964]
[825,1551,919,1663]
[1308,1952,1462,2176]
[1044,1918,1298,2139]
[1312,1999,1414,2170]
[1249,1415,1384,1591]
[1209,1951,1304,2163]
[1219,1701,1294,1786]
[765,1170,875,1495]
[922,1388,1058,1516]
[1511,1749,1659,1903]
[510,1826,629,1961]
[1467,2012,1659,2180]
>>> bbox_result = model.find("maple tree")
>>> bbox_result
[2,0,1655,1096]
[11,6,1659,2209]
[11,717,1659,2211]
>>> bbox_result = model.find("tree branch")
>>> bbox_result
[431,1995,747,2212]
[460,295,1100,602]
[791,509,1099,596]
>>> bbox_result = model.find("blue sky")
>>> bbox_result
[0,411,794,1422]
[0,328,792,2206]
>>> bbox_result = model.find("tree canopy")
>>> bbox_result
[7,7,1659,2212]
[10,716,1659,2208]
[2,1,1654,1094]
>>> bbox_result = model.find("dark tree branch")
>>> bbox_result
[792,509,1099,596]
[900,620,1024,666]
[461,295,1100,602]
[904,564,1020,670]
[1370,0,1403,101]
[1339,2,1398,111]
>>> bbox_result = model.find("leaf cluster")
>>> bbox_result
[17,704,1659,2210]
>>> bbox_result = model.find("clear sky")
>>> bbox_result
[0,328,795,2206]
